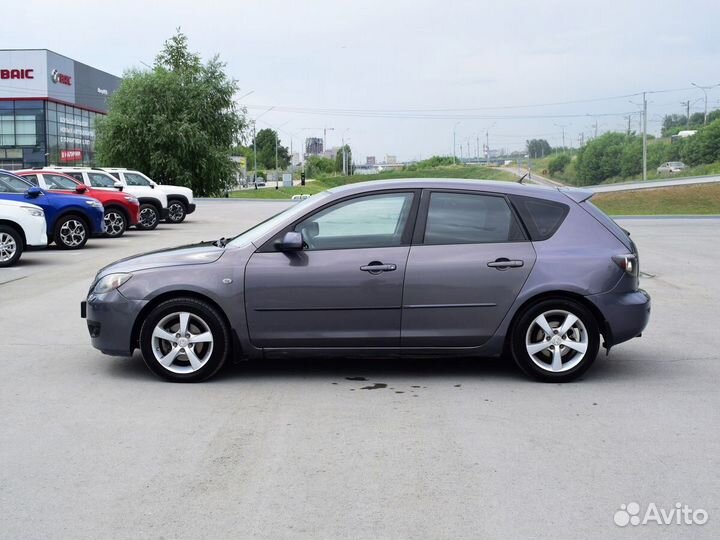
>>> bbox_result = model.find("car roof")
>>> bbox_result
[326,178,584,203]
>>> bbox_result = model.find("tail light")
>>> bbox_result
[612,254,638,276]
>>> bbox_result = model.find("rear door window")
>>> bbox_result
[87,172,116,188]
[423,192,526,245]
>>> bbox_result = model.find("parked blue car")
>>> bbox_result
[0,170,105,249]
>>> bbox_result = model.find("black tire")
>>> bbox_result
[103,207,127,238]
[139,297,230,382]
[54,214,89,250]
[510,298,600,382]
[136,204,160,230]
[0,224,23,267]
[166,200,187,223]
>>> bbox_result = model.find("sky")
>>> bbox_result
[6,0,719,162]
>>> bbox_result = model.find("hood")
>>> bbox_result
[97,241,225,277]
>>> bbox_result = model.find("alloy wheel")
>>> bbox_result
[167,202,185,223]
[104,211,125,236]
[150,311,214,374]
[59,219,86,248]
[139,207,158,228]
[525,309,589,373]
[0,232,17,262]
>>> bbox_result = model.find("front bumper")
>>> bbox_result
[587,288,651,348]
[81,289,147,356]
[187,203,196,214]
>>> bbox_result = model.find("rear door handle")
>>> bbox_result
[487,258,524,269]
[360,262,397,273]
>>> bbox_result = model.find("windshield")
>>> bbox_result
[227,192,330,247]
[0,173,32,193]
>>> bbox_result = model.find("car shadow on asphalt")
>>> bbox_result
[102,350,652,384]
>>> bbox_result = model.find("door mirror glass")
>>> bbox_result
[75,185,88,194]
[276,231,304,252]
[25,186,42,198]
[113,181,124,191]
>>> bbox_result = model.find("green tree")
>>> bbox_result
[526,139,552,159]
[253,128,289,170]
[305,155,336,178]
[547,153,570,175]
[681,118,720,165]
[335,144,352,174]
[96,30,246,196]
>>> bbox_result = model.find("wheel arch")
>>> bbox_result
[167,194,189,206]
[103,203,130,222]
[130,290,240,358]
[503,290,611,354]
[54,210,90,233]
[137,197,163,211]
[0,220,26,247]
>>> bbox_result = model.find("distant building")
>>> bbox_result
[385,155,397,164]
[323,147,339,160]
[366,156,376,166]
[304,137,323,157]
[290,152,300,166]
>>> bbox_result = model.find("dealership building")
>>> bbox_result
[0,49,121,170]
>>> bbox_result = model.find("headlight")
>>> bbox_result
[93,273,132,294]
[21,206,44,217]
[124,196,139,204]
[85,199,103,209]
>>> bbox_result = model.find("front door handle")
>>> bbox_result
[487,258,524,269]
[360,262,397,274]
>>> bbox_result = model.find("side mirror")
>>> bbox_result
[25,186,42,198]
[275,231,303,252]
[75,185,88,194]
[113,181,124,192]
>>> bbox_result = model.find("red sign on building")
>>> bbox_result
[60,150,82,162]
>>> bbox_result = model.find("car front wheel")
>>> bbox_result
[511,298,600,382]
[104,208,127,238]
[54,215,88,250]
[166,200,187,223]
[136,204,159,230]
[0,225,23,267]
[139,297,230,382]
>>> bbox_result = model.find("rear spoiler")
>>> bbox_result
[558,187,594,203]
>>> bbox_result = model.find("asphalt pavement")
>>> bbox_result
[1,200,718,539]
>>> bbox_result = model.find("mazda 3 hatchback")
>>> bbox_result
[82,179,650,382]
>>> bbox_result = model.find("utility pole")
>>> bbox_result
[476,136,480,159]
[554,123,568,150]
[453,122,460,164]
[486,129,490,165]
[275,132,279,190]
[691,82,720,125]
[252,121,257,189]
[323,127,335,150]
[642,91,648,181]
[624,115,632,135]
[681,100,691,127]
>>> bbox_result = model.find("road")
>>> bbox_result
[1,201,719,539]
[500,166,563,187]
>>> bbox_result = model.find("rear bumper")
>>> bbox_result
[187,203,196,214]
[81,289,147,356]
[587,288,651,348]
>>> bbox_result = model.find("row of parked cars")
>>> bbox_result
[0,167,196,267]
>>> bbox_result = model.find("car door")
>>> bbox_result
[401,190,536,347]
[245,190,419,348]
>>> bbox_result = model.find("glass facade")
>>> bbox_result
[0,99,100,170]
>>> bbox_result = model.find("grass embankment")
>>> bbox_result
[593,183,720,215]
[230,166,515,199]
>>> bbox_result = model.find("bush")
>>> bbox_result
[548,154,571,175]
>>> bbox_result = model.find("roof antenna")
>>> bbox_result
[517,173,528,184]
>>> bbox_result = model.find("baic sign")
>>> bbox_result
[0,68,34,80]
[60,149,82,163]
[51,69,72,86]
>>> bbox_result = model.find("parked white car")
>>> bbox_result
[657,161,688,174]
[0,199,48,267]
[44,167,169,230]
[98,168,195,223]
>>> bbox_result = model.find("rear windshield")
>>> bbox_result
[581,201,632,250]
[509,195,569,241]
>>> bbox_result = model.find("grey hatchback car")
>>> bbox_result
[81,179,650,383]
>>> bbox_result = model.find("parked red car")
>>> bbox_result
[17,170,141,238]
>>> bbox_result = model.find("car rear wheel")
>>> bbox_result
[136,204,159,230]
[0,225,23,267]
[104,208,127,238]
[511,298,600,382]
[166,200,187,223]
[139,297,230,382]
[54,215,88,250]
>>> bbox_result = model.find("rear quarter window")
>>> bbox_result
[509,195,569,241]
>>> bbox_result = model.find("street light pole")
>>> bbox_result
[642,91,648,182]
